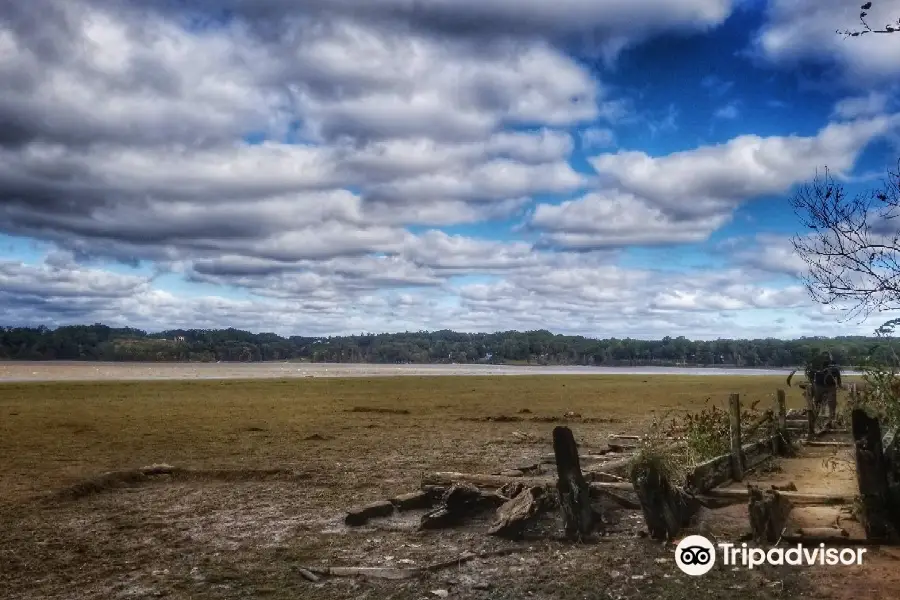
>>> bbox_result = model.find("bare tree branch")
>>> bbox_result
[790,162,900,322]
[837,2,900,37]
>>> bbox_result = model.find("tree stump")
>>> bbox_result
[631,457,698,541]
[552,426,598,540]
[488,486,549,540]
[851,409,897,541]
[748,485,792,543]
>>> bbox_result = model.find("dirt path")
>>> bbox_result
[706,434,900,600]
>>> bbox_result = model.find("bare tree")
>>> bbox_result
[791,1,900,323]
[837,2,900,36]
[790,164,900,321]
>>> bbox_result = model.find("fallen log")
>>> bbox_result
[488,486,549,539]
[345,500,395,526]
[390,491,433,512]
[419,484,507,530]
[748,486,792,543]
[553,426,599,539]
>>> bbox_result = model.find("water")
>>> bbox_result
[0,361,861,382]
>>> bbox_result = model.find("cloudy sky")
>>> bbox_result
[2,0,900,339]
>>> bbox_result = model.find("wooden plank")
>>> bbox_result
[802,440,854,447]
[729,393,744,481]
[685,453,733,493]
[553,426,598,539]
[705,487,850,505]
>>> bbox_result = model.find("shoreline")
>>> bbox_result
[0,361,864,382]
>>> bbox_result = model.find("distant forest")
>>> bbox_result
[1,323,899,368]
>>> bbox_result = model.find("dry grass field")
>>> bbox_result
[0,375,856,599]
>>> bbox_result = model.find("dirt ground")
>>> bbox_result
[0,375,892,599]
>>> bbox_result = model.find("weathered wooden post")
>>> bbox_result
[728,393,744,481]
[775,389,791,455]
[552,426,598,540]
[748,485,792,543]
[851,408,896,541]
[631,454,698,541]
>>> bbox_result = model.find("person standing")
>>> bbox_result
[811,351,842,422]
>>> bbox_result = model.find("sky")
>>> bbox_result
[2,0,900,340]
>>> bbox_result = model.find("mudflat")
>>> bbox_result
[0,360,798,382]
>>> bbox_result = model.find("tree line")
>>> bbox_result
[1,323,897,368]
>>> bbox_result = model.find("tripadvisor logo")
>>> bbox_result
[675,535,867,575]
[675,535,716,576]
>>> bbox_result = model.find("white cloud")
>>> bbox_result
[530,191,730,248]
[833,91,890,119]
[590,117,896,218]
[754,0,900,86]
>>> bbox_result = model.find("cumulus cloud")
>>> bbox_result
[0,0,892,338]
[527,117,896,249]
[590,117,895,218]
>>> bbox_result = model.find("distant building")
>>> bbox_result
[174,336,186,342]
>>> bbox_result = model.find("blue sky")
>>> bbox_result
[2,0,900,339]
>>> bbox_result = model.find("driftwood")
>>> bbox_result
[391,491,433,511]
[488,486,549,539]
[419,484,507,530]
[553,426,598,539]
[345,500,395,526]
[748,486,792,543]
[852,409,898,541]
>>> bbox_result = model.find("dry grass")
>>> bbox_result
[0,375,817,599]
